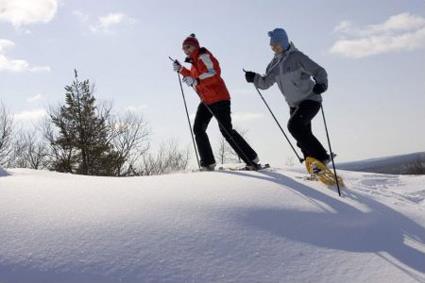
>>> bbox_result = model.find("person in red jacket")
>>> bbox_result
[172,34,260,170]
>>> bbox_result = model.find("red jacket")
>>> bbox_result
[180,47,230,105]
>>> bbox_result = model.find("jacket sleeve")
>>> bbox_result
[297,52,328,89]
[195,53,221,88]
[253,59,277,90]
[254,73,276,90]
[179,67,191,77]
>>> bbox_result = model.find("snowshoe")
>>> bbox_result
[218,163,270,171]
[305,157,344,187]
[199,163,216,171]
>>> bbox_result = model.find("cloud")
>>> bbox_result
[28,65,51,72]
[365,13,425,35]
[0,39,50,72]
[188,112,264,123]
[232,112,264,123]
[125,105,148,113]
[72,10,89,23]
[0,54,51,72]
[26,94,44,103]
[0,39,14,52]
[231,88,255,96]
[14,109,47,122]
[333,21,352,34]
[89,12,136,33]
[330,13,425,58]
[0,0,58,27]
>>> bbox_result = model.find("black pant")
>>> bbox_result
[193,100,258,167]
[288,100,329,161]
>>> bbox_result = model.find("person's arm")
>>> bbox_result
[297,52,328,92]
[253,72,276,90]
[179,66,192,77]
[250,59,278,90]
[195,53,221,88]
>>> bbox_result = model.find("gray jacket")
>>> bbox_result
[254,43,328,107]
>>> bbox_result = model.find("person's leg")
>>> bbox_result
[289,106,310,159]
[193,103,215,167]
[287,100,329,161]
[210,101,258,165]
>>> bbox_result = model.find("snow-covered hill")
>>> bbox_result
[0,167,8,177]
[1,167,425,283]
[338,152,425,175]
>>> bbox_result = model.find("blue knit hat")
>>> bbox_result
[268,28,289,50]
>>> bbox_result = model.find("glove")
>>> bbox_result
[313,83,327,95]
[182,76,198,87]
[245,71,256,83]
[172,60,182,72]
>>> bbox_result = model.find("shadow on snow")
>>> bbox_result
[218,169,425,280]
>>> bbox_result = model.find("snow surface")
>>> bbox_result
[0,167,425,283]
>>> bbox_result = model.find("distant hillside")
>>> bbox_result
[0,166,8,177]
[338,152,425,175]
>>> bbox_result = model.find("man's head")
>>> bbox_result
[268,28,289,54]
[182,34,200,56]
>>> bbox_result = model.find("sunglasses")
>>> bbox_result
[182,45,192,50]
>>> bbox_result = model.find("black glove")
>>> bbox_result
[313,83,327,95]
[245,71,256,83]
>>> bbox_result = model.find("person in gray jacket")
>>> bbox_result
[245,28,331,163]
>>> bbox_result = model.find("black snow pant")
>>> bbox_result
[193,100,258,167]
[288,100,329,162]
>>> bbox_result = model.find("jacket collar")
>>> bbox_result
[185,47,201,64]
[274,42,296,60]
[266,42,297,75]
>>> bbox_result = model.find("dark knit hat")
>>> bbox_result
[182,33,200,49]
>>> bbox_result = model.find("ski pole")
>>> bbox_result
[243,69,304,163]
[169,56,201,170]
[169,57,258,168]
[320,104,341,196]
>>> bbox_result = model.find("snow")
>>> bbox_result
[0,166,424,283]
[0,167,8,177]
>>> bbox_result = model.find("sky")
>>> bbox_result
[0,0,424,167]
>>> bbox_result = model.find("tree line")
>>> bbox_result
[0,70,190,176]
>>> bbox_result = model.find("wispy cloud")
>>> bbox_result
[231,88,255,96]
[14,109,47,122]
[126,104,148,113]
[188,111,264,123]
[330,13,425,58]
[232,112,264,123]
[26,94,45,103]
[72,10,89,23]
[0,0,58,27]
[0,39,14,53]
[0,39,50,72]
[333,21,352,34]
[89,12,136,33]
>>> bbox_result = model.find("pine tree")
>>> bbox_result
[50,70,119,175]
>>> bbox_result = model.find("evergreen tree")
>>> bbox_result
[50,70,119,175]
